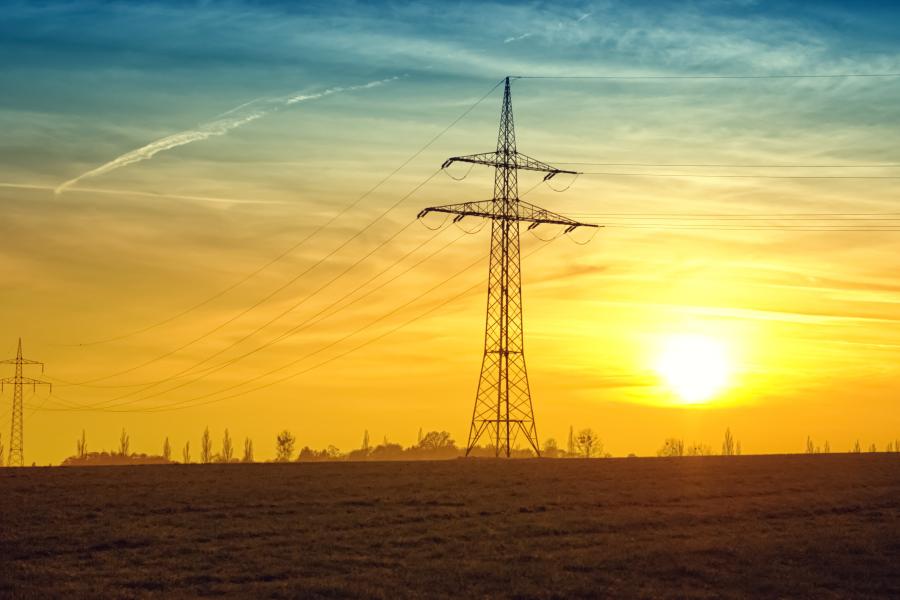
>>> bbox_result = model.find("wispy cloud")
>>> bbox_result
[54,77,399,195]
[1,182,285,205]
[503,32,533,44]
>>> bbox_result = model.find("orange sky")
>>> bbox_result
[2,2,899,464]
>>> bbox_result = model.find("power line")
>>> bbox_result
[514,73,900,80]
[54,168,443,387]
[110,238,557,414]
[93,251,490,413]
[63,78,506,348]
[567,212,900,217]
[554,162,900,168]
[602,224,900,232]
[578,171,900,179]
[60,225,470,411]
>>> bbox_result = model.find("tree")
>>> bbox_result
[119,428,130,457]
[722,427,735,456]
[369,442,404,460]
[361,430,370,455]
[805,436,815,454]
[182,441,191,464]
[575,428,601,458]
[887,441,895,453]
[824,440,831,454]
[221,429,233,463]
[418,431,455,451]
[0,432,4,466]
[657,438,685,457]
[275,430,296,462]
[686,442,711,456]
[852,440,861,453]
[417,427,423,445]
[868,443,877,453]
[567,425,575,457]
[242,437,254,463]
[543,438,561,458]
[297,446,317,461]
[162,437,171,462]
[200,426,213,464]
[77,430,87,459]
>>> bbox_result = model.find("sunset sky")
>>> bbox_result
[2,1,899,463]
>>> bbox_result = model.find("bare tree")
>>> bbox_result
[736,441,742,456]
[658,438,685,457]
[722,427,735,456]
[182,441,191,464]
[417,427,423,445]
[242,437,254,463]
[162,436,171,462]
[567,426,576,457]
[418,431,455,451]
[824,440,830,454]
[275,430,296,462]
[76,430,87,459]
[852,439,861,453]
[200,426,212,464]
[686,442,711,456]
[868,443,877,453]
[119,428,130,457]
[805,436,815,454]
[361,430,370,455]
[575,428,601,458]
[221,429,233,463]
[888,441,895,453]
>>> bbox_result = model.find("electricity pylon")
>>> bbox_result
[1,339,51,467]
[418,77,598,457]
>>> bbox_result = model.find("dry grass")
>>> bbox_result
[1,454,898,598]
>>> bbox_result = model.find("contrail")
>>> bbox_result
[0,182,288,205]
[55,77,399,195]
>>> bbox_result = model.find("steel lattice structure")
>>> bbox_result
[1,339,51,467]
[419,77,597,457]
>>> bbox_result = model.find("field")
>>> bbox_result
[1,455,898,598]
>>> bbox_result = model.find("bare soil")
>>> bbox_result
[1,454,898,598]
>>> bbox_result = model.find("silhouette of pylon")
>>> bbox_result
[1,339,51,466]
[418,77,598,457]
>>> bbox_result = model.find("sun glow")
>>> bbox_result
[654,334,732,404]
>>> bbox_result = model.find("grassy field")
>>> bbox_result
[1,455,898,598]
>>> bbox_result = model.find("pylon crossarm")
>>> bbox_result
[419,199,600,231]
[417,200,495,221]
[515,199,599,229]
[0,358,42,365]
[1,376,51,390]
[443,151,579,179]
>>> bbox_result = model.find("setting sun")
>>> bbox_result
[654,334,733,404]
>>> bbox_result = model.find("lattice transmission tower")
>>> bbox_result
[1,339,51,466]
[418,77,597,457]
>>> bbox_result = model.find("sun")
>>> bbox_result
[654,334,732,404]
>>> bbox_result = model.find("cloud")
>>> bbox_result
[503,32,533,44]
[54,77,399,195]
[0,182,285,205]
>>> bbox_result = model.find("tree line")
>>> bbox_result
[54,426,900,466]
[805,436,900,454]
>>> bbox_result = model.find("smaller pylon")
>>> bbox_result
[1,339,51,467]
